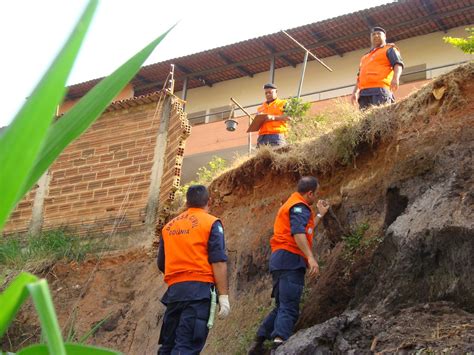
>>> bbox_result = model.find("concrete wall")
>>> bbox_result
[3,92,190,244]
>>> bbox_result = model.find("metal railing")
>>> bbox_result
[187,60,470,123]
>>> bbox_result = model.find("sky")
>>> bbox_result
[0,0,391,127]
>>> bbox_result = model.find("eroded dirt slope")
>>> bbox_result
[4,64,473,354]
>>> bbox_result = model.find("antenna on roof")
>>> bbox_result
[281,31,333,72]
[281,30,333,98]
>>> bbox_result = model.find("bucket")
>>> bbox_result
[225,119,238,132]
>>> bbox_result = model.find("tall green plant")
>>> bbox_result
[0,0,173,353]
[0,273,119,354]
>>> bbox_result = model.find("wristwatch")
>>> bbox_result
[317,213,323,219]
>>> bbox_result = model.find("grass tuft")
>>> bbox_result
[0,229,105,273]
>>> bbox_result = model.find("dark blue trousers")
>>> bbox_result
[257,134,286,147]
[158,299,210,355]
[358,93,394,110]
[257,269,305,341]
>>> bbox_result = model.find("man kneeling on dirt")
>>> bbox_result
[157,185,230,354]
[248,176,329,354]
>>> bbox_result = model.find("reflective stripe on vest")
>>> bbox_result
[358,44,397,90]
[270,192,315,261]
[162,208,218,286]
[257,98,288,135]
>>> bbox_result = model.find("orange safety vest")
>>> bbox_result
[162,208,219,286]
[257,98,288,135]
[358,44,399,90]
[270,192,315,261]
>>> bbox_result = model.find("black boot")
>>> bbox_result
[248,336,266,355]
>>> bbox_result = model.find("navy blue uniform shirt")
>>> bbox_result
[269,203,312,272]
[158,220,227,304]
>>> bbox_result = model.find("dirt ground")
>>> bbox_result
[3,249,166,354]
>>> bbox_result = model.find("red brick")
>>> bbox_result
[17,201,32,209]
[67,194,79,202]
[45,205,59,213]
[114,151,128,160]
[61,185,74,194]
[125,165,140,175]
[75,183,88,192]
[108,186,123,195]
[109,144,122,152]
[82,148,95,157]
[100,154,114,162]
[53,171,65,179]
[94,190,108,199]
[87,181,102,190]
[66,175,83,184]
[83,173,97,182]
[72,201,85,209]
[96,170,111,179]
[128,148,143,157]
[80,192,93,200]
[122,141,136,150]
[86,156,100,165]
[133,156,148,165]
[119,158,133,167]
[95,146,108,155]
[110,167,125,177]
[78,166,92,174]
[102,178,116,188]
[74,158,87,166]
[139,162,153,172]
[115,176,131,185]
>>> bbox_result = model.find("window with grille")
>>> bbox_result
[208,105,234,123]
[187,110,206,126]
[400,64,427,84]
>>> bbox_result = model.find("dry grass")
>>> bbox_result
[210,63,473,191]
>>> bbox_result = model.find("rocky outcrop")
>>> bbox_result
[278,64,474,353]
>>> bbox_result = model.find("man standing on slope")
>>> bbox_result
[248,176,329,353]
[157,185,230,354]
[256,83,291,147]
[351,27,404,110]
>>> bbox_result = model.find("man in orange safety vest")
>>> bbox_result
[248,176,329,353]
[157,185,230,354]
[256,83,291,147]
[351,27,404,110]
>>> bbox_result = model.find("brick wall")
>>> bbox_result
[3,188,37,234]
[3,91,190,242]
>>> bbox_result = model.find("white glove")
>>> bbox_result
[218,295,230,318]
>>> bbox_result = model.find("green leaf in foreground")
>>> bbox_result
[0,0,98,231]
[17,343,122,355]
[26,279,66,355]
[0,272,38,337]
